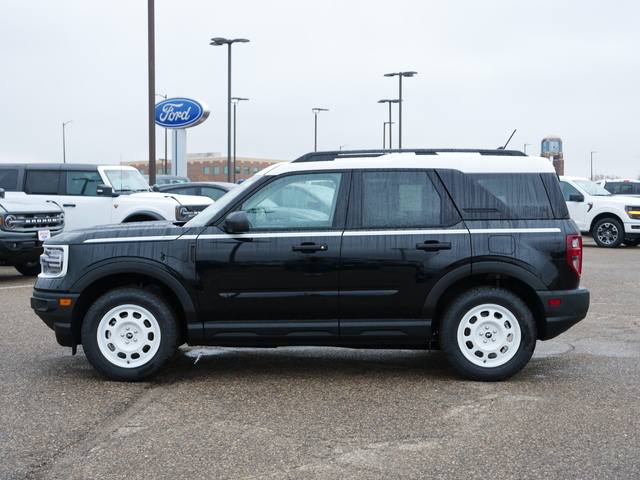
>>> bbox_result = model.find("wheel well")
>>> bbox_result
[430,273,545,340]
[123,214,162,223]
[69,273,188,346]
[589,213,624,234]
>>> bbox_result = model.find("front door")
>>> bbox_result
[196,171,349,344]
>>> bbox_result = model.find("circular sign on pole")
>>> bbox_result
[155,97,210,129]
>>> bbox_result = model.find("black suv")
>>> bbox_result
[31,149,590,381]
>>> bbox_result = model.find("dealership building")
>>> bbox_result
[124,152,286,183]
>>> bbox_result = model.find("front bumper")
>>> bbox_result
[537,287,590,340]
[30,290,82,347]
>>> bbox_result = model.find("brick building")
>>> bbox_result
[124,152,286,183]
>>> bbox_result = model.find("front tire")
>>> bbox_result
[81,287,178,381]
[593,217,624,248]
[439,287,536,381]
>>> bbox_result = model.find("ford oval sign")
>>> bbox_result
[155,97,210,129]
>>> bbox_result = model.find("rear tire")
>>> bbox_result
[81,287,178,381]
[439,287,536,381]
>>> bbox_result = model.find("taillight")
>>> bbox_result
[566,235,583,277]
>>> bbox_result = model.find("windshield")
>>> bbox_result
[104,169,151,193]
[185,175,263,227]
[574,179,611,196]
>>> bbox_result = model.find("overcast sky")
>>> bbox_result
[1,0,639,179]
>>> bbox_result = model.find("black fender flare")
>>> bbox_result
[421,261,546,321]
[71,258,200,326]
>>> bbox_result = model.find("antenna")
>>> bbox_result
[499,129,517,149]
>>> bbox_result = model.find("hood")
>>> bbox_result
[45,220,198,246]
[0,199,63,214]
[130,191,213,206]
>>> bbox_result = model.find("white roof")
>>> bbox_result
[261,152,556,176]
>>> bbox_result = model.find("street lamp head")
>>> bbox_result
[63,120,73,126]
[210,37,250,46]
[312,108,329,114]
[378,99,400,104]
[231,97,250,103]
[384,71,418,77]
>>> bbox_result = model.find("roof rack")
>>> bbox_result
[292,148,528,163]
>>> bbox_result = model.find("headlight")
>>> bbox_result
[625,206,640,219]
[40,245,69,278]
[4,214,17,229]
[175,205,200,221]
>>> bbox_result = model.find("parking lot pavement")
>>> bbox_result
[1,235,639,479]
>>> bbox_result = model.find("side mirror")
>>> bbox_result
[568,193,584,202]
[96,184,115,197]
[152,185,160,192]
[222,211,250,233]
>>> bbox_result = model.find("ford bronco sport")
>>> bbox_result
[31,149,590,381]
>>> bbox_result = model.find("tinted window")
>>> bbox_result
[0,169,18,190]
[242,173,342,229]
[202,186,228,201]
[560,181,581,201]
[471,173,553,219]
[25,170,59,194]
[65,171,103,196]
[359,171,451,228]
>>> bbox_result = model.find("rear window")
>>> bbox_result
[437,171,558,220]
[25,170,60,195]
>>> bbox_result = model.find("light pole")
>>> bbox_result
[524,143,531,154]
[591,151,597,181]
[312,108,329,151]
[383,122,395,149]
[210,37,250,182]
[155,94,168,174]
[231,97,249,182]
[62,120,73,163]
[378,99,399,149]
[384,71,417,149]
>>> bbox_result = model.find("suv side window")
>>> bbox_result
[25,170,59,194]
[65,170,103,196]
[0,168,18,190]
[357,171,453,228]
[241,172,342,229]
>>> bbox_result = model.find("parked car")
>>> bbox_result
[144,174,190,185]
[559,176,640,247]
[155,181,238,201]
[31,149,589,382]
[596,179,640,197]
[0,164,211,231]
[0,189,64,276]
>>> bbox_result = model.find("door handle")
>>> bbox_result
[62,204,77,207]
[416,241,451,251]
[292,243,328,253]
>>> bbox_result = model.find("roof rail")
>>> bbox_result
[292,148,528,163]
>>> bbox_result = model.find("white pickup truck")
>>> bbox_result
[559,176,640,247]
[0,164,213,231]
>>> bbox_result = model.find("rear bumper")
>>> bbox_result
[537,287,590,340]
[30,290,81,348]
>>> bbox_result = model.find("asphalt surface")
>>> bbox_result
[1,235,638,479]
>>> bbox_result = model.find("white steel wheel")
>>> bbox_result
[96,304,162,369]
[439,287,536,381]
[82,287,178,381]
[456,303,522,367]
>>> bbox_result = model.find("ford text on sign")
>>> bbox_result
[155,98,210,129]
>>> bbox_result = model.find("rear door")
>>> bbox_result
[339,170,470,343]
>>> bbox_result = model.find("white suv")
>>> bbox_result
[0,164,212,230]
[559,176,640,247]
